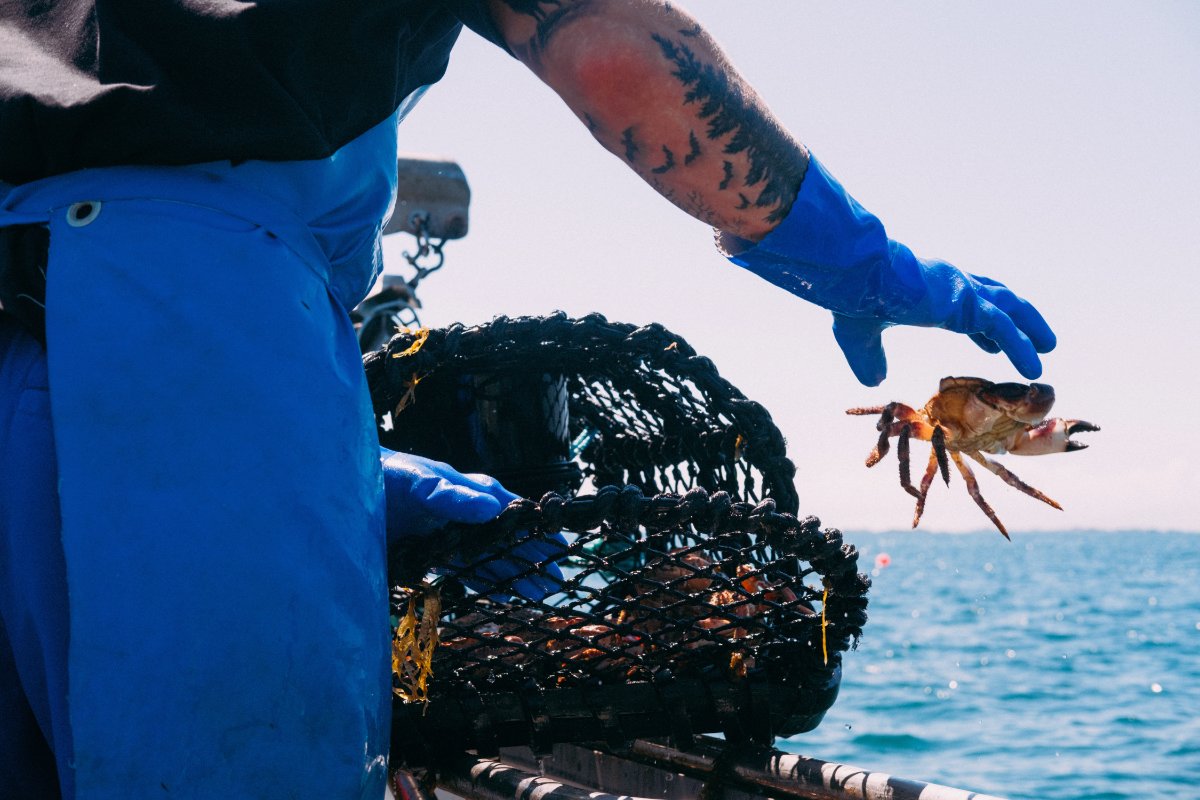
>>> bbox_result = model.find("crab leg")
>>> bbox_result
[846,403,925,467]
[1007,419,1101,455]
[845,405,887,416]
[911,448,940,528]
[949,451,1010,540]
[869,404,896,466]
[931,426,951,485]
[897,424,922,499]
[966,451,1062,510]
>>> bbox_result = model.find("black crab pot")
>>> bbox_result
[364,314,870,766]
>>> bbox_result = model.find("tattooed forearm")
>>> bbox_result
[651,33,808,223]
[489,0,808,238]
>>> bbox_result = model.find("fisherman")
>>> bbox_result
[0,1,1056,797]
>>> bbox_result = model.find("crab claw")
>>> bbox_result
[1065,421,1101,451]
[1009,418,1100,455]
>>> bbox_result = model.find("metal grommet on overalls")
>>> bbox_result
[66,201,102,227]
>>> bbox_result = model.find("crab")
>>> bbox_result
[847,377,1099,539]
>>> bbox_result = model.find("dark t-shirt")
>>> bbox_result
[0,0,506,184]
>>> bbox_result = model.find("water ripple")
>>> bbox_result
[786,531,1200,800]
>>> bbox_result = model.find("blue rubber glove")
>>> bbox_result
[381,448,565,600]
[723,155,1056,386]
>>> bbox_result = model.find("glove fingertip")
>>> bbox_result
[860,365,886,387]
[846,346,887,386]
[1011,350,1043,380]
[832,316,887,386]
[1017,316,1056,354]
[514,577,554,602]
[458,495,506,523]
[463,471,522,504]
[541,559,565,581]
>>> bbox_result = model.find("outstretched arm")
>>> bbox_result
[486,0,802,242]
[483,0,1056,386]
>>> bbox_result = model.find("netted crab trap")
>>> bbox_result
[363,312,799,510]
[362,313,870,765]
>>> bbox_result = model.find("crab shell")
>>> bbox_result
[926,377,1057,455]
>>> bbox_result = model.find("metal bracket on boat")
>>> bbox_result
[387,156,470,241]
[387,156,469,292]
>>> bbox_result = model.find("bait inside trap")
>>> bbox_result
[363,314,870,765]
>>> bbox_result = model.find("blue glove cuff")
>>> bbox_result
[723,154,925,320]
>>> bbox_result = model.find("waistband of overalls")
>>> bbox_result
[0,165,334,286]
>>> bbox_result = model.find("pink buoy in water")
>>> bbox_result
[874,552,892,569]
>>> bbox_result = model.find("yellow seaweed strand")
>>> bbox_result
[390,327,430,359]
[392,584,441,704]
[821,584,829,666]
[394,372,425,414]
[391,595,417,697]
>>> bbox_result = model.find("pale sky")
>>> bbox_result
[385,1,1200,533]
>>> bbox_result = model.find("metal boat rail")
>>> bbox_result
[395,736,1008,800]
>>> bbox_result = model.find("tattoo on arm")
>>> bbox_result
[651,145,676,174]
[621,127,640,163]
[494,0,562,31]
[651,33,808,223]
[649,176,678,204]
[684,131,702,165]
[494,0,599,66]
[719,160,734,191]
[685,190,717,225]
[495,1,806,231]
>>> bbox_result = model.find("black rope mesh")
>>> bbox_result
[387,487,867,761]
[391,485,868,677]
[363,312,799,513]
[363,314,870,762]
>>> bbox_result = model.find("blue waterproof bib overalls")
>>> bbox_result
[0,109,404,799]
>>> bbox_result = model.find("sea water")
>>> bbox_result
[781,531,1200,800]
